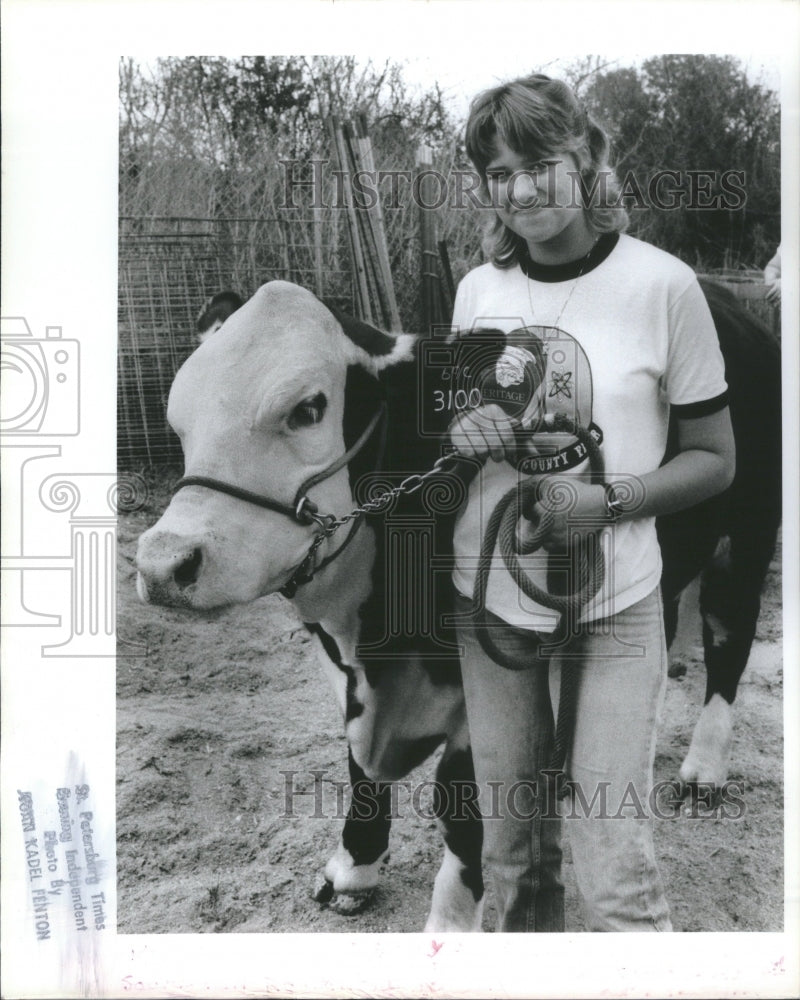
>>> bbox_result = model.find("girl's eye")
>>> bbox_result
[487,170,509,183]
[525,160,556,175]
[288,393,327,430]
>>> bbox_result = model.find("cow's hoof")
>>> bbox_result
[312,874,335,904]
[312,874,375,914]
[679,693,733,788]
[328,889,375,915]
[676,780,724,811]
[668,658,688,679]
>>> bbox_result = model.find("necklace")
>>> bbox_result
[524,235,600,330]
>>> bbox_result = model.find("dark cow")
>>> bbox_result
[137,282,483,929]
[659,278,781,788]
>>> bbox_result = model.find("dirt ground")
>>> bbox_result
[116,473,784,934]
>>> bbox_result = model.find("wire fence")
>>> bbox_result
[118,214,359,467]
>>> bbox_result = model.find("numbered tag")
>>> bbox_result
[418,328,547,435]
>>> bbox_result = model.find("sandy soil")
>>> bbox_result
[116,473,784,934]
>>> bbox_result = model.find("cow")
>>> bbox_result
[659,278,782,792]
[137,281,484,930]
[186,278,782,798]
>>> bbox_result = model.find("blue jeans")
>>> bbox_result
[456,587,672,932]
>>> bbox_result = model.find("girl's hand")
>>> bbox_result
[448,403,518,463]
[518,478,608,552]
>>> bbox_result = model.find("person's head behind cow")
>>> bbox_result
[196,291,244,343]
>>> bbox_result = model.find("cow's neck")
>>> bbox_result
[290,522,376,651]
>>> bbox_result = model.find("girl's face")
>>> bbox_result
[485,138,592,259]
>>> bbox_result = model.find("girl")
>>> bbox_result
[448,73,735,931]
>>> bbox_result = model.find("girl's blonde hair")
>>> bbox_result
[465,73,629,267]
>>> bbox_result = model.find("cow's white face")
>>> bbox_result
[136,281,412,610]
[196,319,223,344]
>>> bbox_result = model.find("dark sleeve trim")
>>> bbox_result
[672,390,729,419]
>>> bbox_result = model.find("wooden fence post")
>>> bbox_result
[416,144,440,334]
[327,115,374,324]
[356,114,402,331]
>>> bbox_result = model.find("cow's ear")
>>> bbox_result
[323,299,415,371]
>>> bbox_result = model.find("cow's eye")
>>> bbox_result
[288,393,327,430]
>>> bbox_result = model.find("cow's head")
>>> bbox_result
[136,281,414,609]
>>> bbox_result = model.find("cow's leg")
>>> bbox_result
[306,621,392,914]
[680,517,779,789]
[657,504,720,675]
[312,748,392,915]
[425,728,485,932]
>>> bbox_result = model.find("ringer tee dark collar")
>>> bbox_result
[519,232,620,283]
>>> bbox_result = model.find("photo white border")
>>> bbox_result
[2,1,798,996]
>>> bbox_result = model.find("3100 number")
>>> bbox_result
[432,388,483,412]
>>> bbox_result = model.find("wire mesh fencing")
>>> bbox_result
[117,214,357,467]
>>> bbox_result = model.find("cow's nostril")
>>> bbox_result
[174,548,203,588]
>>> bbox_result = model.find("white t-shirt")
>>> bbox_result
[450,232,728,630]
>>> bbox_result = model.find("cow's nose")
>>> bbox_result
[136,531,206,605]
[174,547,203,588]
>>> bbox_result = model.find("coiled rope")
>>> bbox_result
[469,412,608,786]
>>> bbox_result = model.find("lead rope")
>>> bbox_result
[469,413,607,791]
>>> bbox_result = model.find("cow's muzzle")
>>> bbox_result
[136,530,205,606]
